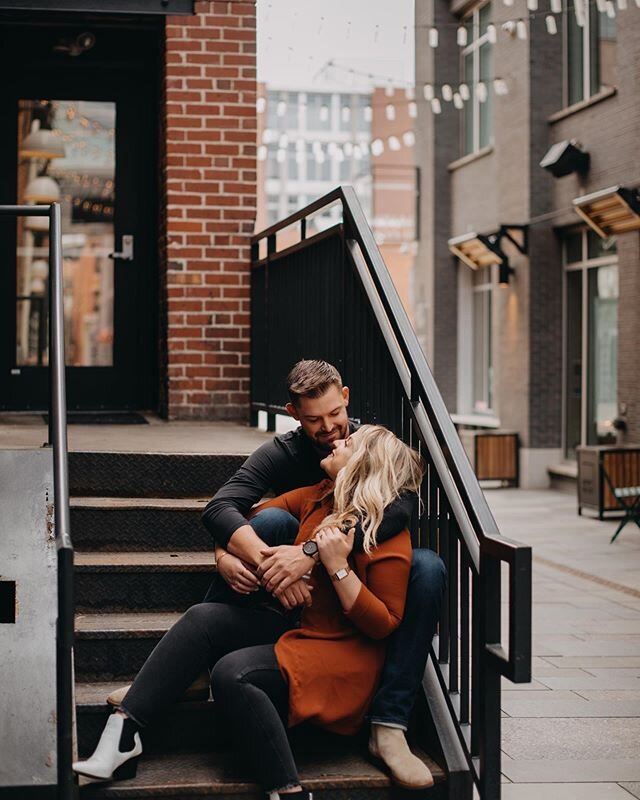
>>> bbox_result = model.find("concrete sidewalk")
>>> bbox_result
[487,488,640,800]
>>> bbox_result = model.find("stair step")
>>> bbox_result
[69,452,246,498]
[75,612,181,680]
[77,743,445,798]
[71,497,212,552]
[75,552,215,613]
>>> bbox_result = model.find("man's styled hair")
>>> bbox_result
[287,359,343,406]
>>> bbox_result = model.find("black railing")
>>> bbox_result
[250,187,532,800]
[0,204,74,800]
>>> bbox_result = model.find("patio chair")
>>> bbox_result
[602,463,640,543]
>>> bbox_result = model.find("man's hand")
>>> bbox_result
[217,552,260,595]
[275,577,313,610]
[258,544,314,593]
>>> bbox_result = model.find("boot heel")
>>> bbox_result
[113,756,139,780]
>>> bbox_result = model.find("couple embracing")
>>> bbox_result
[74,360,446,797]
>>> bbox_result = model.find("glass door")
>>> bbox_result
[0,22,159,411]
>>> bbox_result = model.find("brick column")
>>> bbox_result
[162,0,256,420]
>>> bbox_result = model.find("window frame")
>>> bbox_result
[460,0,493,157]
[564,0,617,107]
[561,227,619,459]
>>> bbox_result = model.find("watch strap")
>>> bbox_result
[331,565,352,582]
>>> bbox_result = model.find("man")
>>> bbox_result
[202,359,446,790]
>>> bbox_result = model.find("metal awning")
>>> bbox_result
[0,0,194,13]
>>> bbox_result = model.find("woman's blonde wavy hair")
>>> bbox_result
[316,425,425,554]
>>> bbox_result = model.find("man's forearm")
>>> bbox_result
[226,524,268,568]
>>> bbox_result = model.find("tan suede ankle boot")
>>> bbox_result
[368,724,434,790]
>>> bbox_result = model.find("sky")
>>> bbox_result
[257,0,415,91]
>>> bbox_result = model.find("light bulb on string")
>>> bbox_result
[359,140,370,154]
[277,100,287,118]
[405,86,415,101]
[551,0,562,11]
[457,26,468,46]
[487,23,497,43]
[402,131,416,147]
[503,19,516,33]
[388,136,401,151]
[527,0,538,9]
[503,0,514,6]
[256,97,266,114]
[459,83,470,101]
[545,14,558,33]
[476,82,488,102]
[320,104,329,122]
[353,145,362,161]
[423,84,434,101]
[442,84,453,102]
[276,149,286,164]
[431,97,442,114]
[428,27,439,47]
[262,128,275,144]
[385,104,396,121]
[371,138,384,157]
[408,101,417,118]
[385,84,395,97]
[493,78,509,95]
[453,93,464,110]
[278,134,289,149]
[364,105,373,123]
[257,145,267,161]
[617,0,627,10]
[574,0,586,26]
[341,106,351,123]
[516,19,528,38]
[343,141,353,157]
[596,0,607,10]
[606,1,616,16]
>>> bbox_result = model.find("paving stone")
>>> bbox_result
[501,760,640,783]
[575,690,640,701]
[501,783,636,799]
[544,657,640,669]
[536,675,640,690]
[501,718,640,760]
[500,697,640,718]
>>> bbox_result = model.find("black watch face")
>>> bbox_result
[303,540,318,556]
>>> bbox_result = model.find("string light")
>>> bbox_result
[516,19,528,37]
[431,98,442,114]
[423,84,434,101]
[371,138,384,156]
[606,0,616,15]
[527,0,538,9]
[364,105,373,122]
[442,84,453,102]
[545,14,558,32]
[408,101,418,118]
[459,83,470,101]
[388,135,401,151]
[277,100,286,117]
[385,103,396,121]
[551,0,562,11]
[457,25,468,45]
[428,27,439,47]
[402,130,416,146]
[256,97,266,114]
[453,92,464,109]
[258,144,267,161]
[487,23,497,42]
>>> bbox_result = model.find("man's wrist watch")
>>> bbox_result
[331,565,351,582]
[302,539,319,560]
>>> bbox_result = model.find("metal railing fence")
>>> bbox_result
[0,203,74,799]
[250,187,532,799]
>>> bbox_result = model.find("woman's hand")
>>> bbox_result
[217,552,260,595]
[316,526,355,574]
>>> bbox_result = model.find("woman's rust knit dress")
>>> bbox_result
[256,479,412,736]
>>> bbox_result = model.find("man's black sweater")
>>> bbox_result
[201,424,416,551]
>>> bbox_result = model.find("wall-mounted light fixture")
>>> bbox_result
[448,224,528,286]
[573,186,640,238]
[540,140,590,178]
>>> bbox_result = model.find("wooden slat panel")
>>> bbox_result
[475,434,518,481]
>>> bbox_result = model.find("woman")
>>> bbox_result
[74,426,424,798]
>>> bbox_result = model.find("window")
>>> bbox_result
[339,93,353,132]
[461,2,493,156]
[472,269,493,413]
[306,93,331,131]
[563,228,618,459]
[266,143,279,179]
[267,194,279,225]
[356,95,372,133]
[287,143,298,181]
[566,1,616,106]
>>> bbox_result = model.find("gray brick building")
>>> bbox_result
[414,0,640,487]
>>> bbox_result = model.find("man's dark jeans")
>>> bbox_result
[205,507,447,730]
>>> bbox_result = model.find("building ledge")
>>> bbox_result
[548,87,617,124]
[451,413,500,429]
[548,461,578,479]
[447,145,494,172]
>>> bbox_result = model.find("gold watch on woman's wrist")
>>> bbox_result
[331,564,351,582]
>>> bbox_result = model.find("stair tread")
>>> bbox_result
[78,746,444,796]
[75,680,210,709]
[71,496,211,509]
[76,611,181,638]
[75,551,216,572]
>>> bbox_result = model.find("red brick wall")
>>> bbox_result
[162,0,256,420]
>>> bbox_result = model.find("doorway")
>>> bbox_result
[0,15,160,410]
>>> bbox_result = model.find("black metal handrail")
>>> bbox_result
[250,187,532,799]
[0,203,74,799]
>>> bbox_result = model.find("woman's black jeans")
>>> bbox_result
[119,603,297,791]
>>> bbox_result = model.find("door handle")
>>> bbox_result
[109,234,134,261]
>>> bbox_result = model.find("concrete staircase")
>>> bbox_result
[70,451,445,799]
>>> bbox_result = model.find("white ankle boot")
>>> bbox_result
[368,724,434,790]
[73,713,142,781]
